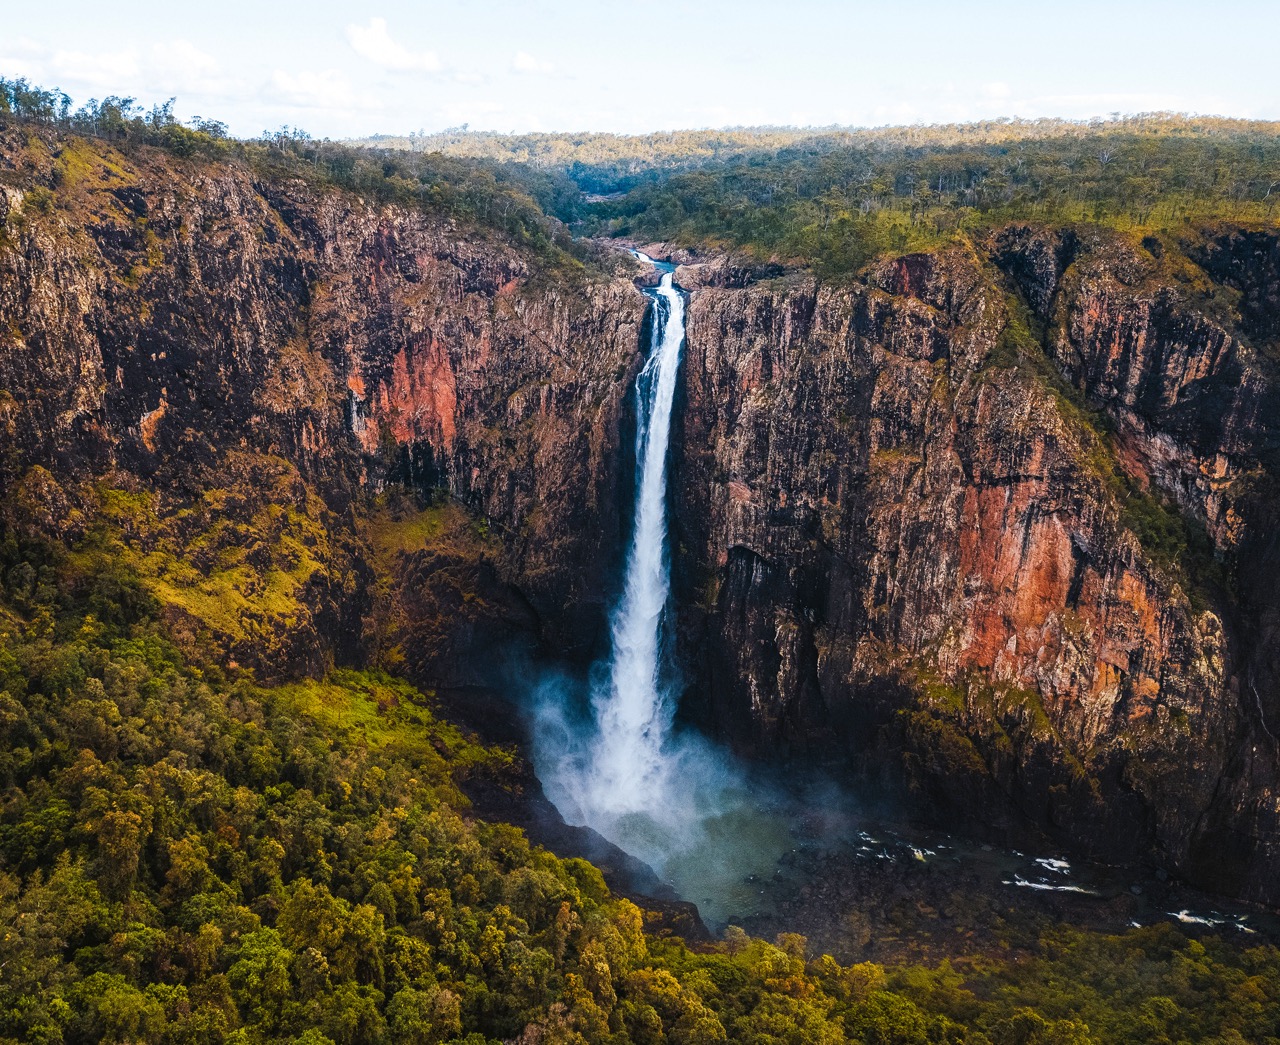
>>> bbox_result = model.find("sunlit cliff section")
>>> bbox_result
[3,121,1280,907]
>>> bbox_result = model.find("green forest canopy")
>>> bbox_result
[7,75,1279,278]
[355,115,1280,276]
[3,493,1280,1044]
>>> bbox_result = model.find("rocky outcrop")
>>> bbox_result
[0,129,645,676]
[997,223,1280,899]
[671,233,1280,902]
[4,128,1280,907]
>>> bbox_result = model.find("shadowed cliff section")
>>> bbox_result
[0,126,646,683]
[666,226,1280,904]
[4,124,1280,909]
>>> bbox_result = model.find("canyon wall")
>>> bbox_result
[670,229,1280,902]
[0,129,644,678]
[3,129,1280,903]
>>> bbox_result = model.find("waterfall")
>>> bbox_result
[534,251,692,847]
[587,253,685,817]
[533,252,789,917]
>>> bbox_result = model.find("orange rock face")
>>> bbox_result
[673,231,1279,901]
[0,126,646,672]
[5,124,1280,905]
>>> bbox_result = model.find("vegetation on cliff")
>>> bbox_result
[355,114,1280,279]
[3,78,1280,1044]
[3,509,1280,1044]
[0,78,591,269]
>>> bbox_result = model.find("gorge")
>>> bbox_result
[532,253,799,927]
[2,101,1280,1042]
[2,121,1279,909]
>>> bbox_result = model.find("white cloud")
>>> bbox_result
[512,50,553,74]
[144,40,228,96]
[51,47,141,88]
[346,18,440,72]
[149,40,218,78]
[270,68,370,110]
[0,37,228,102]
[0,37,54,87]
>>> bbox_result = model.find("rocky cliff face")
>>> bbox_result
[0,129,645,678]
[670,228,1280,903]
[3,129,1279,907]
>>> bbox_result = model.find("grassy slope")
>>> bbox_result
[2,108,1280,1043]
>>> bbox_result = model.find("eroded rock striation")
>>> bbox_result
[670,229,1280,903]
[3,129,1280,904]
[0,129,645,678]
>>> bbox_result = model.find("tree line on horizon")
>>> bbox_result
[352,109,1280,275]
[0,77,592,270]
[5,74,1279,282]
[358,112,1280,188]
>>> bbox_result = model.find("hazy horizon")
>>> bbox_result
[5,0,1278,140]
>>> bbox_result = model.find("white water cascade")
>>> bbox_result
[534,252,790,915]
[587,254,686,817]
[535,253,697,845]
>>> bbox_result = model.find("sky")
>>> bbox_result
[4,1,1278,139]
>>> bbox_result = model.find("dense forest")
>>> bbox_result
[12,75,1278,282]
[361,115,1280,277]
[3,494,1280,1045]
[4,77,1280,1043]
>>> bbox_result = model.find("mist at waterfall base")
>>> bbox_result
[531,667,794,925]
[530,257,792,926]
[520,257,1266,945]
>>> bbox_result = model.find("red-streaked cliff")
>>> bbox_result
[0,129,645,675]
[671,231,1280,902]
[3,128,1280,906]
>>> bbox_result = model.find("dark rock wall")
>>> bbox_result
[670,230,1280,903]
[3,129,1280,905]
[0,130,645,674]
